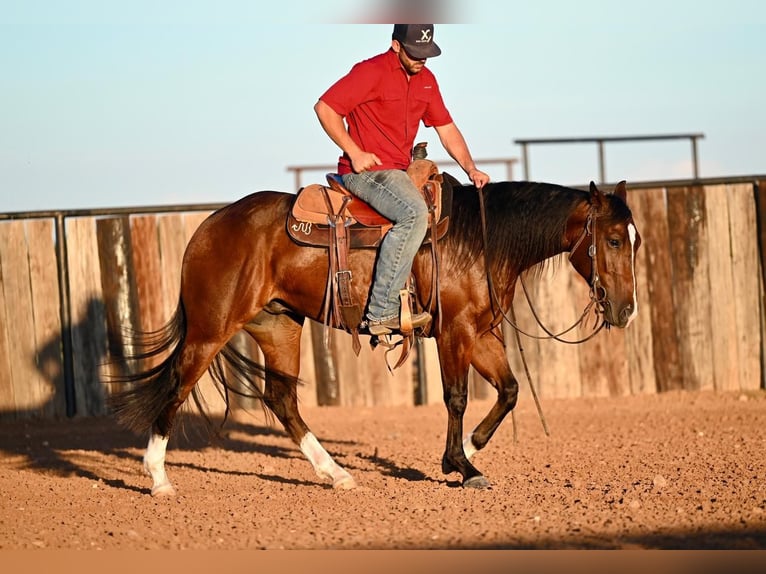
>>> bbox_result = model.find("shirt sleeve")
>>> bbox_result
[422,74,453,128]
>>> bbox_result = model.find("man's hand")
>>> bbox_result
[468,168,490,189]
[350,151,382,173]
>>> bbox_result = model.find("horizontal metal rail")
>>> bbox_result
[514,133,705,183]
[575,173,766,191]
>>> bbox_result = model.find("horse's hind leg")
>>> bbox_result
[144,338,224,496]
[245,312,356,489]
[437,330,490,489]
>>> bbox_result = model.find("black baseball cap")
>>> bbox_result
[392,24,441,59]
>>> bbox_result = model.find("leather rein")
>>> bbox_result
[478,186,608,345]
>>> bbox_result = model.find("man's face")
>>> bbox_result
[393,41,426,75]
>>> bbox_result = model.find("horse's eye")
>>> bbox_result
[608,238,621,249]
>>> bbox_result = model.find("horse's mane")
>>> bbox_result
[444,178,591,281]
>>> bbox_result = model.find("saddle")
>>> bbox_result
[286,147,451,360]
[287,159,450,248]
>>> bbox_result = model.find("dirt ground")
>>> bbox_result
[1,389,765,551]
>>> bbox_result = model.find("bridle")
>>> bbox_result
[567,208,608,308]
[478,186,608,345]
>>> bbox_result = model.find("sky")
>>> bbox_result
[1,0,764,213]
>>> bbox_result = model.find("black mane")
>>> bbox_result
[444,178,590,280]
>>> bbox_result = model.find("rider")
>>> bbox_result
[314,24,490,336]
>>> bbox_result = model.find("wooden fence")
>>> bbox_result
[1,176,764,421]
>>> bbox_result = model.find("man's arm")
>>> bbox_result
[313,100,381,173]
[434,122,490,188]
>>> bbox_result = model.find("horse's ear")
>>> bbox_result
[613,180,627,201]
[589,181,604,210]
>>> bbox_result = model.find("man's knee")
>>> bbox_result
[412,201,429,232]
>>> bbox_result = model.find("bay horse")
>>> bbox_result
[109,174,641,495]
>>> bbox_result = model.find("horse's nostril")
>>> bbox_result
[619,304,634,322]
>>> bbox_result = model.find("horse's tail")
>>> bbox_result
[109,299,293,434]
[107,300,190,434]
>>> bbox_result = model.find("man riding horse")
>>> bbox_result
[314,24,490,336]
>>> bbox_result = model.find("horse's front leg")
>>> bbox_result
[437,333,491,489]
[463,330,520,461]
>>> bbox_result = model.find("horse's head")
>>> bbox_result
[568,181,641,328]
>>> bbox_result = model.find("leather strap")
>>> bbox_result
[399,289,413,335]
[320,185,363,354]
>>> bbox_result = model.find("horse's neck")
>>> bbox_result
[502,182,588,268]
[563,201,592,253]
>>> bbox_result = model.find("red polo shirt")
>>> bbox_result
[319,48,453,175]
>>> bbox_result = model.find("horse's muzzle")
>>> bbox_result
[604,301,636,329]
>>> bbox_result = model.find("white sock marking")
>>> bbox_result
[144,433,174,495]
[463,432,477,461]
[300,432,355,488]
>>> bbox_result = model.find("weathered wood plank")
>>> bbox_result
[0,223,28,418]
[0,221,64,418]
[728,183,762,391]
[66,217,108,417]
[419,337,443,406]
[333,329,414,406]
[1,222,41,414]
[533,260,587,398]
[667,186,714,391]
[758,180,766,390]
[639,187,682,391]
[578,326,630,397]
[297,319,317,407]
[506,281,543,403]
[504,263,585,400]
[310,321,340,406]
[331,331,366,406]
[623,189,656,394]
[26,218,66,417]
[157,214,186,320]
[129,215,165,333]
[0,223,16,418]
[704,185,740,391]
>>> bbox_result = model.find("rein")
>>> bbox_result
[477,186,607,345]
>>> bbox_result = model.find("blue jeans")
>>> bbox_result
[342,169,429,322]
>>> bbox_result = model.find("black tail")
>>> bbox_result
[108,300,298,435]
[108,301,190,434]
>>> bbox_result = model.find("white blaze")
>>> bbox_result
[625,223,639,326]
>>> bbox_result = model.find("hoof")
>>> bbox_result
[333,475,357,490]
[463,475,491,490]
[151,482,177,497]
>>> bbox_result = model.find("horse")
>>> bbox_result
[109,173,641,495]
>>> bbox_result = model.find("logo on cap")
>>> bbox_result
[392,24,442,59]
